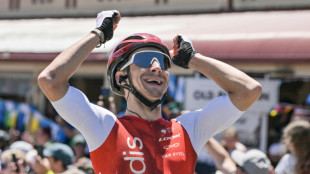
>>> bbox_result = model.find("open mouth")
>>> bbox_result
[145,79,163,85]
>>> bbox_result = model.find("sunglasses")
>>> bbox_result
[1,163,7,170]
[120,50,171,71]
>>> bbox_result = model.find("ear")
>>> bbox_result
[115,71,127,85]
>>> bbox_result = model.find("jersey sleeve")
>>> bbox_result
[51,86,116,151]
[175,95,244,154]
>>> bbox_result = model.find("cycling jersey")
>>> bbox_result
[52,86,243,174]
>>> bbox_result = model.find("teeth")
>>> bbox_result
[146,79,161,85]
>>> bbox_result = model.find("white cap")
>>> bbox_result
[231,149,271,174]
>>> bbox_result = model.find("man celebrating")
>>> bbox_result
[38,10,262,174]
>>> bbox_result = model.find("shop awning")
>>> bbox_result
[1,10,310,63]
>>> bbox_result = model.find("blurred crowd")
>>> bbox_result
[1,94,310,174]
[0,130,94,174]
[161,97,310,174]
[0,98,94,174]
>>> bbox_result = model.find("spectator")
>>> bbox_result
[10,140,34,154]
[21,122,53,147]
[0,129,11,152]
[181,109,236,174]
[9,128,21,146]
[97,94,117,115]
[268,142,286,167]
[31,142,82,174]
[231,149,274,174]
[275,120,310,174]
[74,157,95,174]
[195,148,217,174]
[1,149,27,174]
[35,125,53,147]
[205,138,237,174]
[55,115,78,141]
[70,134,88,161]
[221,127,247,154]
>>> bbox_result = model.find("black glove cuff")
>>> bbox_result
[172,42,197,69]
[97,17,114,43]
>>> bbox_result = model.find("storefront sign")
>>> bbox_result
[185,77,280,151]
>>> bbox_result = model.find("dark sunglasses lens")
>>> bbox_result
[163,56,171,69]
[1,163,7,169]
[133,52,170,70]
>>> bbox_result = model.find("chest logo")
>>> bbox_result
[161,127,173,134]
[123,137,146,173]
[158,133,181,142]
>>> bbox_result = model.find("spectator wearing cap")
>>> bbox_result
[70,134,88,161]
[74,157,95,174]
[32,142,77,174]
[10,141,34,154]
[231,149,275,174]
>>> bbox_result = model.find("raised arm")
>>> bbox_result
[206,138,237,174]
[171,35,262,111]
[38,11,121,101]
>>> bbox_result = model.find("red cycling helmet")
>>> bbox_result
[107,33,170,96]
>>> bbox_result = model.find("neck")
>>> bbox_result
[125,94,162,121]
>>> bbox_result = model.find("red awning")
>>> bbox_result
[191,37,310,63]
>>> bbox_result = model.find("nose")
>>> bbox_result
[149,60,162,73]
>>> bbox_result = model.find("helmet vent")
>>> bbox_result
[124,36,144,40]
[114,43,130,52]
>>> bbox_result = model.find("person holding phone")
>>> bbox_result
[38,10,262,174]
[0,149,26,174]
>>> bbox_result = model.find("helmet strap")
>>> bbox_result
[117,67,166,111]
[118,74,128,84]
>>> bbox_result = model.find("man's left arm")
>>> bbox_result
[189,53,261,111]
[173,35,261,154]
[171,35,262,111]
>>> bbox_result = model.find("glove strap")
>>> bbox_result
[91,30,104,48]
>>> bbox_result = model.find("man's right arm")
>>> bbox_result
[37,10,121,151]
[38,31,100,101]
[38,11,120,101]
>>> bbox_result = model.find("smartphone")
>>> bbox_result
[12,153,20,173]
[34,145,44,158]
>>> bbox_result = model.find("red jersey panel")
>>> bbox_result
[90,115,197,174]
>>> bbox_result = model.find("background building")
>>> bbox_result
[1,0,310,152]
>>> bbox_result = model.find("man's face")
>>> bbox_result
[126,47,170,101]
